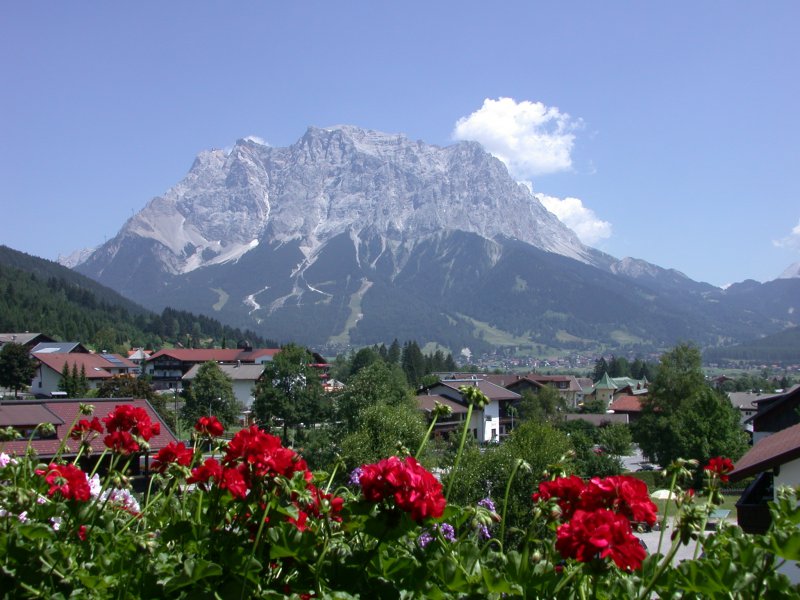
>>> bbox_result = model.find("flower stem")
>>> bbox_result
[500,458,524,543]
[415,412,440,459]
[657,471,678,555]
[445,403,474,500]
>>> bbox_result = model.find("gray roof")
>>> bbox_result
[182,362,265,381]
[30,341,88,354]
[727,391,767,411]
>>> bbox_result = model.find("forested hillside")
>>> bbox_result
[0,245,276,352]
[703,326,800,365]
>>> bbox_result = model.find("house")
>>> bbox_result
[586,373,648,408]
[144,347,281,390]
[416,394,470,436]
[0,332,55,350]
[30,352,138,397]
[435,372,584,408]
[417,378,520,443]
[0,398,178,462]
[607,395,644,423]
[746,385,800,444]
[181,362,265,411]
[127,348,152,367]
[30,341,90,355]
[729,422,800,583]
[505,374,584,408]
[727,391,769,431]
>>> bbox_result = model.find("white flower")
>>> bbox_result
[0,453,17,468]
[50,516,62,531]
[18,511,28,523]
[101,488,141,514]
[88,474,102,498]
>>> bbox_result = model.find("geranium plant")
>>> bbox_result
[0,402,798,598]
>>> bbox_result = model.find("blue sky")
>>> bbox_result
[2,2,799,287]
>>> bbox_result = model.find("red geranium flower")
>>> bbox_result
[187,457,223,489]
[555,508,646,571]
[220,465,249,499]
[102,404,160,447]
[223,425,311,483]
[287,510,309,532]
[103,430,140,455]
[69,417,103,440]
[195,415,225,437]
[77,525,88,541]
[583,475,658,526]
[36,463,91,502]
[704,457,734,483]
[359,456,446,522]
[533,475,586,520]
[151,441,194,473]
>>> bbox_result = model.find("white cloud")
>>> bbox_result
[453,97,580,179]
[243,135,269,146]
[773,219,800,250]
[535,193,612,245]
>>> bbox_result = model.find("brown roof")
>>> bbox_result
[33,352,128,379]
[1,399,178,458]
[416,394,469,414]
[609,395,643,413]
[0,403,64,427]
[729,423,800,481]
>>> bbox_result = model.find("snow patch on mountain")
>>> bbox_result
[778,261,800,279]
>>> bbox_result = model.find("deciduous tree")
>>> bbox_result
[181,361,240,428]
[252,344,326,443]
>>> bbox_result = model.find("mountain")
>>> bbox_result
[779,262,800,279]
[704,326,800,365]
[74,126,800,354]
[0,245,274,351]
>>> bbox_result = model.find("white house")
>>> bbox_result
[417,378,520,443]
[31,352,138,397]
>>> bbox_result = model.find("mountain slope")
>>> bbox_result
[0,245,274,351]
[73,126,799,353]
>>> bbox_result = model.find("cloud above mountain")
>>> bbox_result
[453,97,579,178]
[535,193,612,245]
[453,98,611,247]
[773,218,800,251]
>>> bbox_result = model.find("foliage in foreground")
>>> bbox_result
[0,400,799,599]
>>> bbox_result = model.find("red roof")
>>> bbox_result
[609,395,643,413]
[147,348,280,363]
[33,352,134,379]
[1,399,178,458]
[729,423,800,481]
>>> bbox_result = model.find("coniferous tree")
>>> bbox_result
[58,363,72,396]
[0,342,37,398]
[78,364,89,397]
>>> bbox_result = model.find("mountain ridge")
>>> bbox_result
[73,126,799,353]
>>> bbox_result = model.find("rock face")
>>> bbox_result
[76,126,799,352]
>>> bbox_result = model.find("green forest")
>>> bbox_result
[0,245,275,352]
